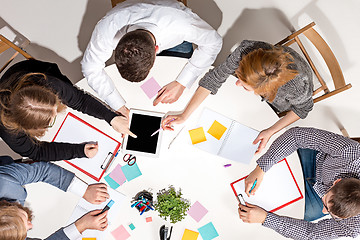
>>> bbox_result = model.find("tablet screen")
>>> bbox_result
[126,113,162,154]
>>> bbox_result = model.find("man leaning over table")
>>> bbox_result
[81,0,222,118]
[238,127,360,240]
[0,156,109,239]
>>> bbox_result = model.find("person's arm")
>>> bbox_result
[161,86,211,129]
[262,212,360,240]
[153,14,222,106]
[0,126,86,161]
[253,110,300,154]
[81,26,125,111]
[44,210,108,240]
[256,127,360,173]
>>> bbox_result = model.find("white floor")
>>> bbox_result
[1,0,360,239]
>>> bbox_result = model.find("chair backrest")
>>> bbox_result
[0,34,33,74]
[340,128,360,143]
[111,0,187,8]
[276,22,351,105]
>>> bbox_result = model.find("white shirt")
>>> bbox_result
[63,177,88,239]
[81,0,222,110]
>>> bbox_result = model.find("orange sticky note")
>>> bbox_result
[189,127,207,144]
[181,229,199,240]
[207,120,227,140]
[82,238,96,240]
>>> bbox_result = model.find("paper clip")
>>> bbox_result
[101,152,115,170]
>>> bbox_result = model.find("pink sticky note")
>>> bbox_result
[109,164,126,185]
[140,77,162,99]
[111,225,130,240]
[187,201,208,222]
[146,217,152,222]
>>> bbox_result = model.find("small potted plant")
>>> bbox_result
[154,186,191,224]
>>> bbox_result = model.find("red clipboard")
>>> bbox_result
[52,112,121,181]
[230,159,303,212]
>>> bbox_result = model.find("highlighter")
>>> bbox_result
[96,199,114,216]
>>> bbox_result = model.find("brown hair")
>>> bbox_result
[0,200,33,240]
[0,73,66,138]
[115,30,156,82]
[329,178,360,219]
[235,46,298,102]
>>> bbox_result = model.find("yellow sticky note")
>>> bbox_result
[181,229,199,240]
[189,127,207,144]
[207,120,227,140]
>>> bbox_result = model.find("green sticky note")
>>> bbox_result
[104,174,120,189]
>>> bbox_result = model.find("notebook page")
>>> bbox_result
[218,121,259,164]
[193,108,233,155]
[231,160,302,212]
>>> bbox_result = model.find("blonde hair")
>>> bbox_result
[0,200,33,240]
[235,46,298,102]
[0,73,66,138]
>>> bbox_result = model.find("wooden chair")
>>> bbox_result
[0,34,34,74]
[275,22,352,117]
[111,0,187,8]
[340,128,360,143]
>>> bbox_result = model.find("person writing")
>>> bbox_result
[238,127,360,240]
[81,0,222,117]
[0,59,135,162]
[0,155,110,239]
[162,40,313,154]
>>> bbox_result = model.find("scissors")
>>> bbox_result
[123,154,136,166]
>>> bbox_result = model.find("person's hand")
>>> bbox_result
[238,202,267,224]
[111,116,137,138]
[153,81,185,106]
[253,128,274,154]
[116,105,130,119]
[75,210,108,233]
[84,143,98,158]
[83,183,109,204]
[244,165,264,197]
[161,114,186,131]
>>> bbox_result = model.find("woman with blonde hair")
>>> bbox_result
[0,59,135,161]
[162,40,313,154]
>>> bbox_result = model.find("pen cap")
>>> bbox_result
[107,200,115,208]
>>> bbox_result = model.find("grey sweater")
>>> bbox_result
[199,40,313,119]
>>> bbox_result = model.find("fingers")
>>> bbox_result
[153,87,166,106]
[127,129,137,138]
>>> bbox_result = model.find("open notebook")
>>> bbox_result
[67,187,127,239]
[230,159,303,212]
[189,108,259,164]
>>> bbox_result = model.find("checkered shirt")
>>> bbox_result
[257,127,360,240]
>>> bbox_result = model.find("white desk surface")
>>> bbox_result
[28,56,304,240]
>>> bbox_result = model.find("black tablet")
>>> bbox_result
[122,109,164,157]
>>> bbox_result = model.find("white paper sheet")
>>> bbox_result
[67,188,127,239]
[231,159,303,212]
[53,113,120,181]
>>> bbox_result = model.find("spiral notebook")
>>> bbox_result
[190,108,259,164]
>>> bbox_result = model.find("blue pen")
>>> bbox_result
[249,179,257,194]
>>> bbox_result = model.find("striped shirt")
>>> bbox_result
[257,127,360,240]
